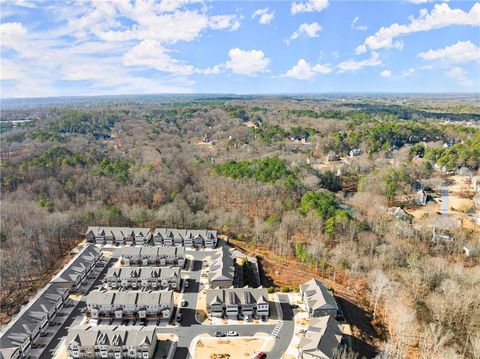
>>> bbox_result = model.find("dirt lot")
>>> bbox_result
[193,334,272,359]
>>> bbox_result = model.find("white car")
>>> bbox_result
[184,280,189,288]
[226,331,238,337]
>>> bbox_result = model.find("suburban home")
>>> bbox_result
[65,325,157,359]
[119,246,186,267]
[85,227,152,246]
[86,291,173,320]
[206,287,269,320]
[300,279,339,319]
[152,228,218,248]
[348,149,362,157]
[298,316,343,359]
[0,282,69,359]
[208,245,235,289]
[417,190,427,206]
[51,245,102,292]
[104,267,181,290]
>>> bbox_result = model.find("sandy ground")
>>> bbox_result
[193,334,272,359]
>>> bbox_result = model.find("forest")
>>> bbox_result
[0,95,479,358]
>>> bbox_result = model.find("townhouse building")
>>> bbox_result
[300,279,339,319]
[65,325,157,359]
[0,283,69,359]
[119,246,186,267]
[104,267,181,291]
[85,227,152,246]
[0,244,101,359]
[206,287,269,320]
[152,228,218,248]
[86,290,173,321]
[298,316,343,359]
[208,245,235,289]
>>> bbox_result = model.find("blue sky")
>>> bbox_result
[1,0,479,97]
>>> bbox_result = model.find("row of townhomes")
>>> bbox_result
[66,325,157,359]
[104,267,181,290]
[0,245,102,359]
[85,227,153,246]
[208,244,235,289]
[85,226,218,248]
[86,290,173,320]
[298,279,344,359]
[119,246,186,267]
[152,228,218,248]
[206,287,270,321]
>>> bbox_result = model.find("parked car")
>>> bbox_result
[290,304,299,309]
[181,299,188,307]
[299,329,307,334]
[176,312,183,321]
[215,331,224,337]
[184,280,189,288]
[255,352,266,359]
[226,331,238,337]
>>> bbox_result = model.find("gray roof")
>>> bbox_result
[153,228,217,241]
[86,291,172,307]
[208,244,234,283]
[299,316,342,359]
[65,325,156,348]
[300,279,338,313]
[119,246,185,258]
[106,267,180,280]
[206,287,268,307]
[85,227,152,239]
[52,244,101,287]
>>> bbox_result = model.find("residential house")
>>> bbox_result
[65,325,157,359]
[348,149,362,157]
[0,283,69,358]
[152,228,218,248]
[300,279,339,318]
[417,190,427,206]
[86,291,173,320]
[119,247,185,267]
[85,227,152,246]
[208,245,234,289]
[206,287,269,320]
[51,245,102,292]
[298,316,343,359]
[104,267,180,291]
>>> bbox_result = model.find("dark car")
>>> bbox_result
[290,304,299,309]
[215,331,224,337]
[255,352,266,359]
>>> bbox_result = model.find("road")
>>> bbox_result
[43,245,295,359]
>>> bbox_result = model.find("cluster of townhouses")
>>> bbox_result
[298,279,344,359]
[206,287,269,321]
[153,228,218,248]
[104,267,181,290]
[119,246,186,267]
[65,325,158,359]
[86,290,173,320]
[0,245,102,359]
[85,226,218,248]
[208,244,235,289]
[85,227,152,246]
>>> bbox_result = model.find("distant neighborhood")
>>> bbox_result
[0,226,349,359]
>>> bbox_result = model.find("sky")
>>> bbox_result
[0,0,479,98]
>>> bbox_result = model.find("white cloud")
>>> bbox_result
[225,48,270,76]
[380,70,392,77]
[291,0,329,14]
[446,66,473,86]
[251,8,274,24]
[123,40,196,75]
[401,68,416,77]
[157,0,203,12]
[418,40,480,63]
[356,3,480,54]
[209,15,241,31]
[351,17,368,31]
[0,22,28,49]
[284,58,332,80]
[289,22,322,42]
[337,52,382,72]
